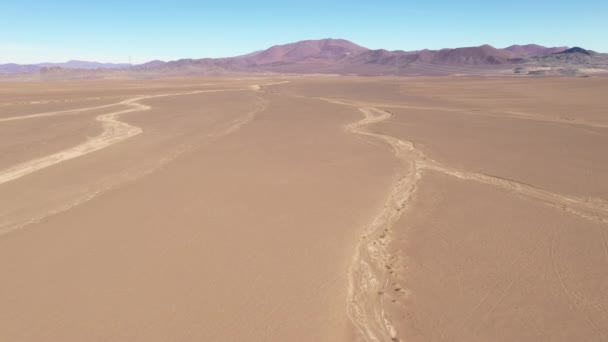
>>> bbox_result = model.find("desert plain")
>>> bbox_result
[0,76,607,341]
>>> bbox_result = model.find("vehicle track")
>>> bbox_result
[312,96,608,131]
[0,102,122,123]
[0,88,256,186]
[0,85,276,236]
[207,95,268,139]
[344,107,422,342]
[318,98,608,222]
[551,229,607,340]
[304,95,608,341]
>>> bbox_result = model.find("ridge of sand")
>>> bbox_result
[316,98,608,341]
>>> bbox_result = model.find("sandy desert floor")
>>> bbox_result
[0,76,607,341]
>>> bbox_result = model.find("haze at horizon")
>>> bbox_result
[1,0,606,64]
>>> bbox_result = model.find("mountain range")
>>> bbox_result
[0,60,129,74]
[2,39,606,77]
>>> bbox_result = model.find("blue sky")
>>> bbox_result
[1,0,606,64]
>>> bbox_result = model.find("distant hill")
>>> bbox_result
[242,38,369,65]
[504,44,567,56]
[557,47,592,55]
[529,46,602,69]
[426,45,520,65]
[139,38,370,73]
[136,60,166,69]
[141,40,560,76]
[2,39,606,78]
[0,60,130,74]
[0,63,41,74]
[38,60,130,69]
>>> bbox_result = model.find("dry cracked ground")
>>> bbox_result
[0,76,607,341]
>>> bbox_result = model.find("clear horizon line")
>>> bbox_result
[1,39,601,65]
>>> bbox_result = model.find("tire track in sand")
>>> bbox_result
[344,107,423,342]
[325,98,608,223]
[0,85,276,236]
[310,96,608,341]
[0,88,253,186]
[0,102,122,123]
[310,96,608,131]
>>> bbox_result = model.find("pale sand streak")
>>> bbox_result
[0,102,122,123]
[207,98,268,139]
[309,95,608,341]
[317,97,608,221]
[0,88,249,186]
[344,107,422,342]
[0,89,271,237]
[312,96,608,130]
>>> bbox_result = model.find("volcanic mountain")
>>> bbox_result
[149,40,608,76]
[419,44,522,65]
[148,38,369,71]
[3,38,607,78]
[557,47,592,55]
[528,46,603,69]
[504,44,568,56]
[242,38,369,65]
